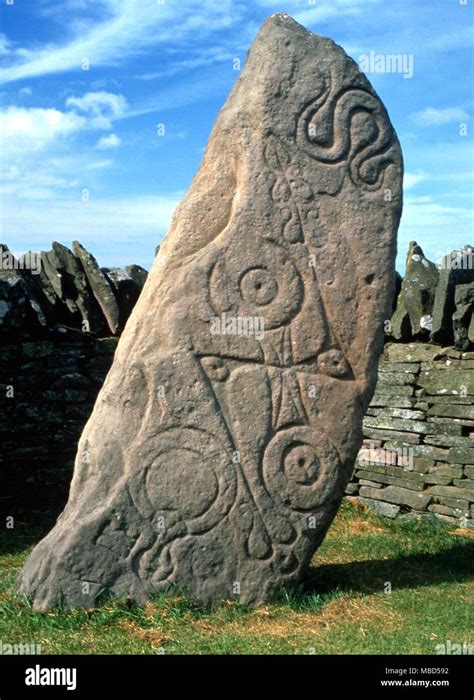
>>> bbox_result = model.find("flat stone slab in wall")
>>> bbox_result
[18,14,403,609]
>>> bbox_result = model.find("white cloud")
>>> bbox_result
[403,196,474,222]
[0,92,125,161]
[423,26,474,51]
[404,171,426,190]
[124,67,233,119]
[410,107,470,126]
[0,166,80,201]
[66,91,127,118]
[19,86,32,97]
[66,91,128,128]
[0,33,12,56]
[136,47,236,81]
[96,133,121,149]
[0,106,86,154]
[83,159,114,171]
[0,94,125,200]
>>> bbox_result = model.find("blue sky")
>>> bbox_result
[0,0,472,271]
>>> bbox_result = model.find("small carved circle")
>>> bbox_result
[283,443,320,485]
[317,349,350,378]
[239,268,278,306]
[263,426,341,510]
[209,240,304,330]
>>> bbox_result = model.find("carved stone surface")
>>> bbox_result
[18,14,403,609]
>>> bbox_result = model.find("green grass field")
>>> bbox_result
[0,500,472,655]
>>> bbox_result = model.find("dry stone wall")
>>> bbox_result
[0,332,118,513]
[347,342,474,527]
[0,242,147,515]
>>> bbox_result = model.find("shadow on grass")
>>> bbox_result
[301,542,474,597]
[2,509,473,616]
[0,512,56,556]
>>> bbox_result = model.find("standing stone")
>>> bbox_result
[36,253,61,309]
[0,244,44,333]
[43,242,108,335]
[453,282,474,351]
[390,242,439,340]
[17,251,58,327]
[103,265,148,332]
[18,14,403,609]
[431,247,474,346]
[72,241,121,335]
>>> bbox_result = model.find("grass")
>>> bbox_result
[0,500,472,655]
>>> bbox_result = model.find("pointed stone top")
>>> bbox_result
[260,12,314,37]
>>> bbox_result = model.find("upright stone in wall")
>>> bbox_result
[72,241,121,335]
[390,242,439,340]
[43,243,108,335]
[0,244,46,333]
[18,14,403,608]
[453,283,474,351]
[103,264,148,332]
[431,247,474,347]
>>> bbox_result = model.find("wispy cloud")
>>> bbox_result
[1,194,183,268]
[83,159,115,171]
[422,25,474,51]
[410,107,470,126]
[96,133,121,149]
[0,0,242,85]
[403,196,474,223]
[66,91,128,127]
[136,46,237,82]
[0,33,13,56]
[124,68,234,119]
